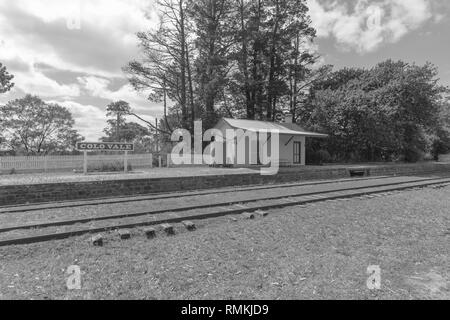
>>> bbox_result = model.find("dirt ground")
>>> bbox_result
[0,186,448,300]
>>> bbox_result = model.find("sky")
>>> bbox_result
[0,0,449,140]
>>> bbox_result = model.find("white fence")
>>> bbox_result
[0,154,153,173]
[166,154,208,167]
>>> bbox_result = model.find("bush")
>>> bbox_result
[88,161,133,172]
[402,147,424,163]
[153,157,161,167]
[306,149,331,165]
[431,138,450,161]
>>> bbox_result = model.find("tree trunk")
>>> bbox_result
[292,33,300,121]
[238,0,252,119]
[186,42,195,132]
[204,0,218,128]
[179,0,188,130]
[267,0,280,121]
[251,0,262,119]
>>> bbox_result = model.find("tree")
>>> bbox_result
[428,95,450,160]
[0,95,82,154]
[303,60,449,163]
[188,0,235,128]
[126,0,320,134]
[102,121,149,142]
[102,120,153,152]
[124,0,192,132]
[0,63,14,94]
[229,0,317,120]
[106,100,131,141]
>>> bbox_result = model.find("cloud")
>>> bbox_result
[308,0,443,53]
[46,99,156,141]
[77,75,163,113]
[45,100,106,141]
[0,0,162,140]
[0,0,157,77]
[14,65,81,98]
[0,64,80,103]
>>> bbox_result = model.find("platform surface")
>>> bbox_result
[1,162,449,186]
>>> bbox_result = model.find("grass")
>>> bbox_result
[0,187,448,300]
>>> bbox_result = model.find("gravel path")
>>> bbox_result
[0,167,260,186]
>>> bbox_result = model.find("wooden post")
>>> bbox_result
[158,155,162,168]
[83,151,88,175]
[124,151,128,173]
[167,153,170,168]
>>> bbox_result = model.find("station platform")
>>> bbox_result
[1,162,450,206]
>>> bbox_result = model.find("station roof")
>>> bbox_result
[219,118,328,138]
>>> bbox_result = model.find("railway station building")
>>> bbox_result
[213,115,327,166]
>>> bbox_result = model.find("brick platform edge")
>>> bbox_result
[1,162,450,206]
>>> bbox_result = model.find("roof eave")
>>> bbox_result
[220,118,328,138]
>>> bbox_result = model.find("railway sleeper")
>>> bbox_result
[144,227,156,239]
[91,234,104,246]
[242,212,255,220]
[182,221,196,231]
[118,229,131,240]
[161,223,175,235]
[255,210,269,217]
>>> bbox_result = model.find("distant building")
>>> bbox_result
[213,115,327,166]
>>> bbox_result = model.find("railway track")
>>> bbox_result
[0,175,392,214]
[0,175,449,247]
[0,175,444,233]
